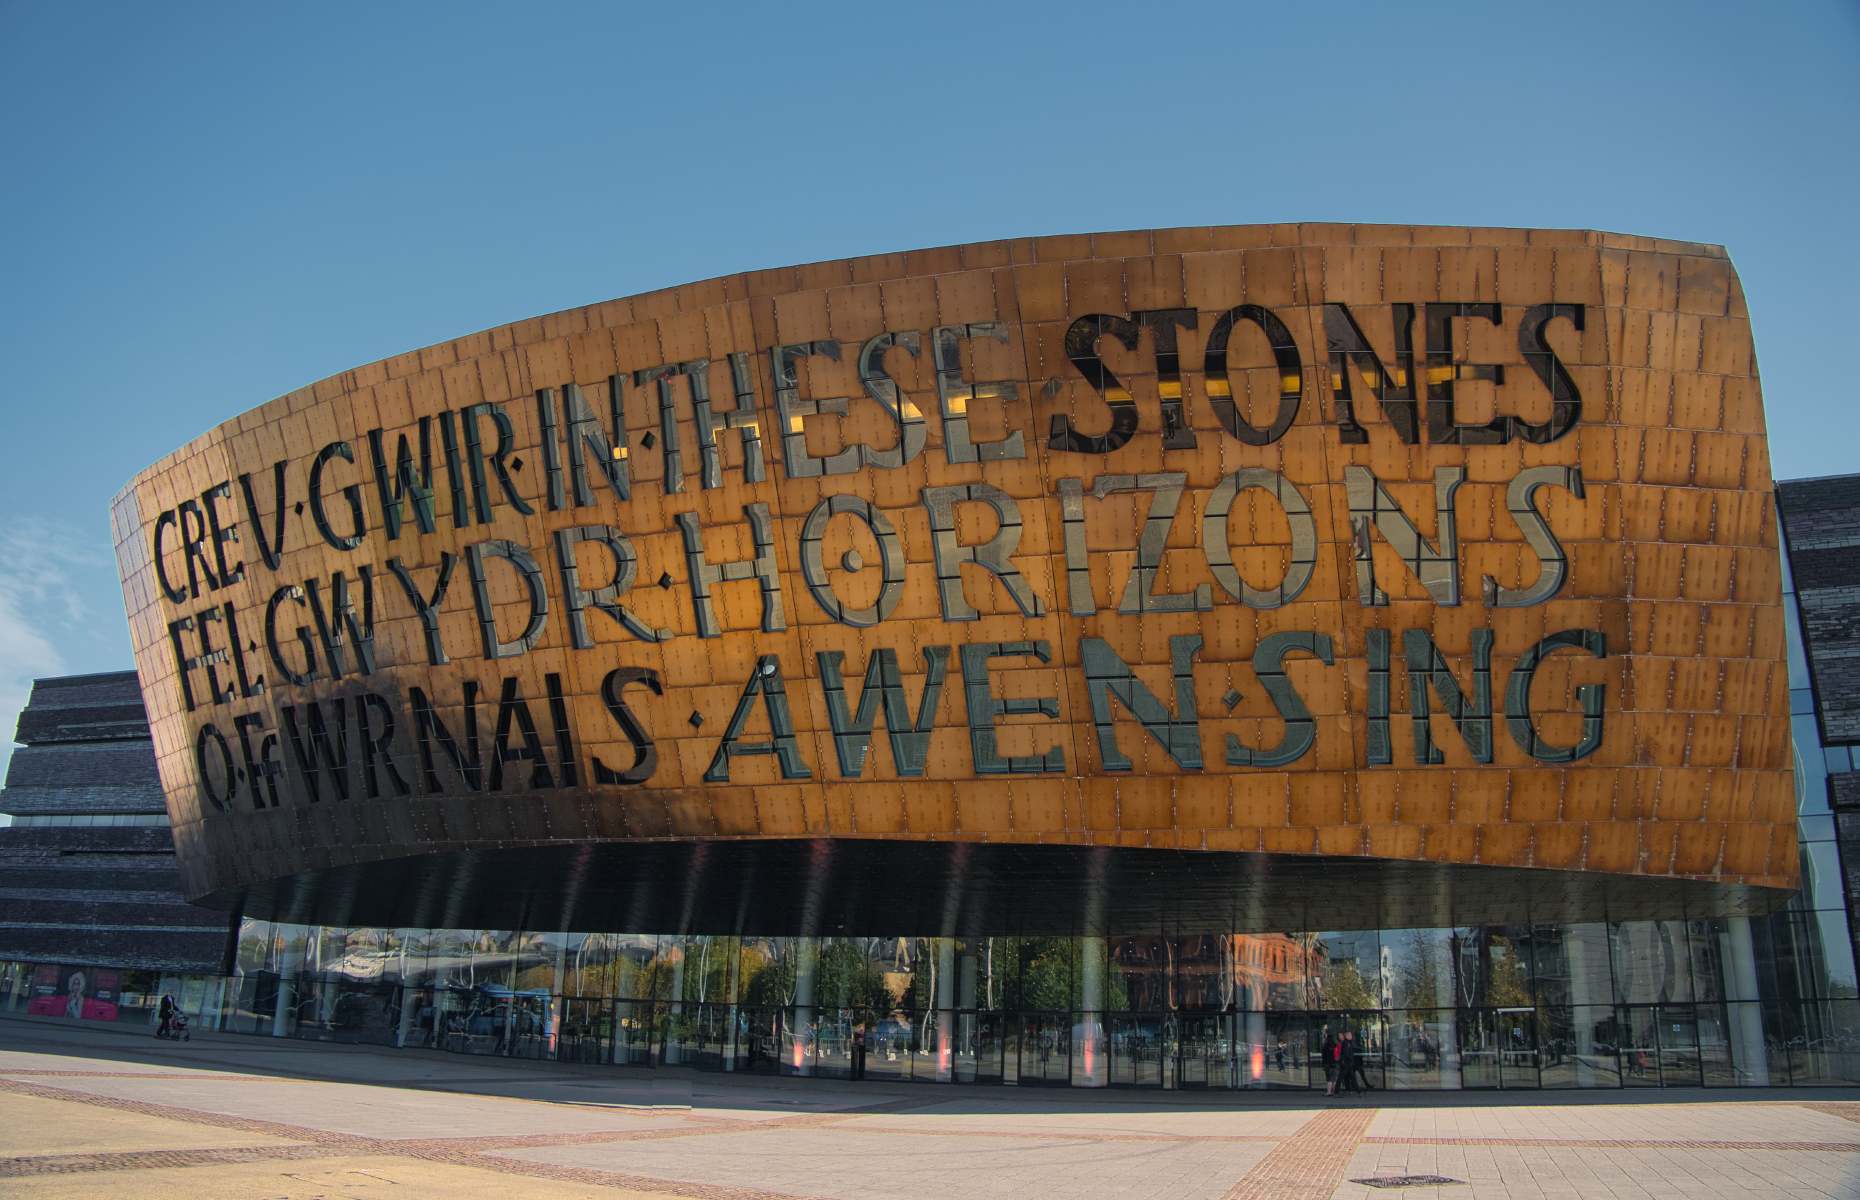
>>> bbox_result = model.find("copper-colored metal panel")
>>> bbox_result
[112,224,1796,920]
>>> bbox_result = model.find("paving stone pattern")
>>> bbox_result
[3,1023,1859,1198]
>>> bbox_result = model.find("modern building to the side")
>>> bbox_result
[0,475,1856,1088]
[0,671,226,1026]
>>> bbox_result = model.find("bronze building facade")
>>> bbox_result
[109,225,1855,1088]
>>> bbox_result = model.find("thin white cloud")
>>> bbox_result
[0,519,113,785]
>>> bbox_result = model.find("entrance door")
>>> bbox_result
[736,1005,782,1074]
[1109,1016,1162,1087]
[1459,1010,1502,1088]
[556,998,610,1064]
[1658,1004,1703,1086]
[1176,1016,1220,1088]
[1620,1006,1662,1086]
[1018,1013,1070,1085]
[612,1000,656,1066]
[957,1011,1005,1083]
[1494,1008,1540,1088]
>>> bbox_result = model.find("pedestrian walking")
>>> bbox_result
[1340,1030,1361,1095]
[1321,1025,1339,1096]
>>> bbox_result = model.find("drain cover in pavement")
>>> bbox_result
[1350,1176,1464,1189]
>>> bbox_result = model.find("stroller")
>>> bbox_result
[155,998,190,1042]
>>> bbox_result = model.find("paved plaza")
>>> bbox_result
[1,1019,1858,1199]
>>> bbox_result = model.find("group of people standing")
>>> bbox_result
[1321,1026,1371,1096]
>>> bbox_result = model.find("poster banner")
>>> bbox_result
[27,964,121,1021]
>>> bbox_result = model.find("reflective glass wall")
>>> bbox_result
[217,909,1858,1090]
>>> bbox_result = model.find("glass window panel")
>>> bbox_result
[1453,927,1535,1009]
[1458,1009,1502,1088]
[1385,1010,1459,1089]
[377,929,419,987]
[679,936,740,1005]
[1790,999,1860,1085]
[1723,1000,1785,1086]
[271,924,311,981]
[1234,934,1308,1011]
[558,933,615,999]
[1016,1012,1070,1085]
[425,928,473,988]
[869,1007,920,1083]
[1110,936,1170,1012]
[813,938,895,1013]
[1213,1011,1301,1089]
[1799,814,1837,843]
[1107,1013,1164,1086]
[1382,929,1456,1010]
[637,938,683,1001]
[1010,937,1073,1012]
[1797,841,1848,911]
[1329,1013,1385,1091]
[1706,917,1778,1003]
[1610,921,1693,1003]
[1308,931,1383,1011]
[1784,603,1811,689]
[1538,1004,1621,1088]
[1532,922,1615,1009]
[234,920,273,975]
[610,998,658,1066]
[1694,1003,1737,1086]
[1777,911,1860,1001]
[467,930,517,990]
[1071,937,1108,1013]
[600,934,657,1000]
[1686,920,1726,1003]
[1614,1006,1662,1086]
[1656,1003,1703,1086]
[1791,687,1817,716]
[954,1009,1006,1083]
[556,997,613,1065]
[1794,716,1830,814]
[737,938,794,1009]
[1497,1007,1541,1088]
[305,926,343,980]
[1172,933,1227,1012]
[341,929,393,985]
[961,937,1016,1012]
[512,932,567,995]
[1174,1012,1225,1087]
[1827,746,1854,773]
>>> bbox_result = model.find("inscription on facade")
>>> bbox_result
[144,299,1606,814]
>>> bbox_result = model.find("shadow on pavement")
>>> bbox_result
[4,1012,1856,1118]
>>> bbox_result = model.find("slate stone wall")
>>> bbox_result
[1779,475,1860,745]
[0,671,226,973]
[1780,476,1860,983]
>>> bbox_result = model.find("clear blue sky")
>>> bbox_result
[1,1,1856,752]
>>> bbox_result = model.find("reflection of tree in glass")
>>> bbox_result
[1393,942,1442,1008]
[1020,937,1075,1010]
[739,948,794,1008]
[1320,959,1378,1010]
[817,940,892,1014]
[1487,938,1533,1007]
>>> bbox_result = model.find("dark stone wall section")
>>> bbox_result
[1779,476,1860,745]
[0,671,226,973]
[1780,476,1860,989]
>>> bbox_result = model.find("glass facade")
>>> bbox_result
[72,908,1818,1090]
